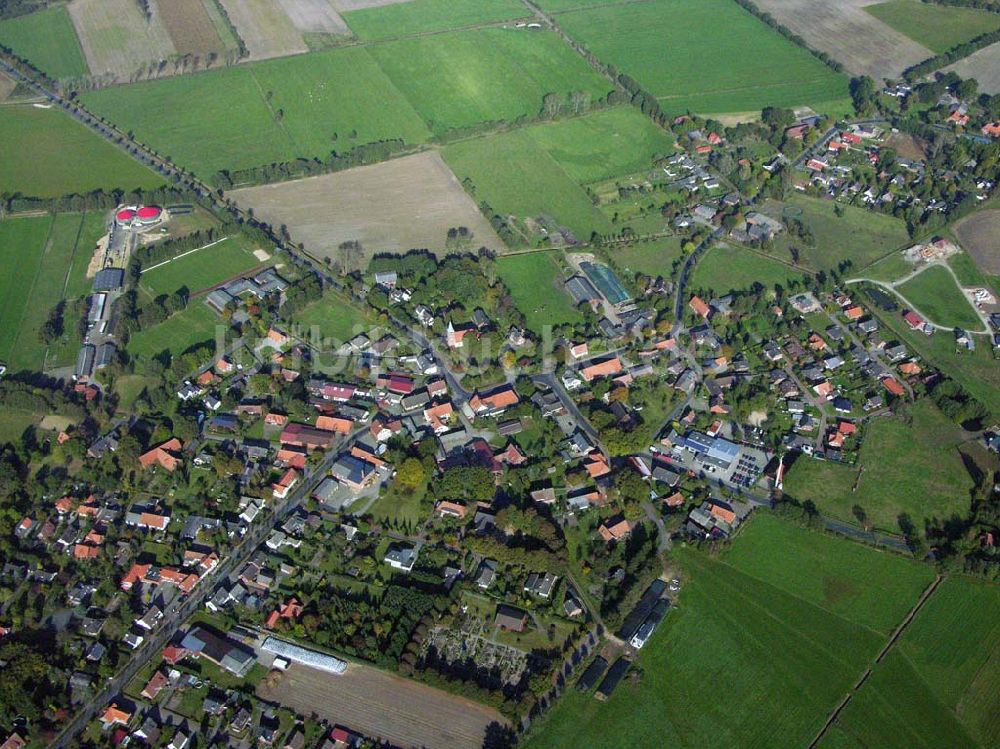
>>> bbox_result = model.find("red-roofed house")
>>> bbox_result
[689,296,711,319]
[423,402,455,434]
[882,377,906,397]
[581,357,623,382]
[74,544,100,560]
[570,342,589,359]
[435,501,468,519]
[141,671,169,700]
[469,386,520,415]
[267,328,290,348]
[315,415,353,434]
[272,468,300,500]
[280,423,337,451]
[845,305,864,320]
[162,645,188,665]
[496,442,527,466]
[121,563,152,591]
[100,704,132,730]
[598,516,633,543]
[138,438,183,472]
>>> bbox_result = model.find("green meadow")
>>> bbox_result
[896,265,982,331]
[691,243,809,294]
[343,0,529,40]
[865,0,1000,54]
[0,5,88,79]
[497,251,583,331]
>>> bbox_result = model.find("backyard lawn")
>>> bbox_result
[896,265,982,331]
[497,251,582,332]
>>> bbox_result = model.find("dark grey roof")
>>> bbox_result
[92,268,125,292]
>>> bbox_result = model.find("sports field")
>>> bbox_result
[526,514,933,749]
[865,0,1000,54]
[126,302,222,360]
[497,252,583,332]
[368,28,611,135]
[765,195,911,273]
[0,5,89,79]
[896,265,982,331]
[82,46,431,178]
[343,0,528,40]
[826,577,1000,748]
[691,243,808,294]
[138,237,267,299]
[231,151,503,260]
[0,105,164,197]
[553,0,850,115]
[785,400,975,534]
[444,130,611,243]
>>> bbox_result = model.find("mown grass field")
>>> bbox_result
[0,5,88,79]
[368,28,611,135]
[293,291,372,343]
[766,194,912,273]
[0,215,53,370]
[138,237,266,299]
[610,236,685,278]
[444,129,611,242]
[497,251,583,331]
[82,46,431,178]
[554,0,849,115]
[865,0,1000,54]
[896,265,982,330]
[691,243,809,294]
[0,105,164,197]
[785,400,975,535]
[526,514,931,749]
[126,303,221,360]
[343,0,529,40]
[826,577,1000,748]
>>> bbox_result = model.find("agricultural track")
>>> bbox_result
[808,574,944,748]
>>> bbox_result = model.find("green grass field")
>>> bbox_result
[368,28,611,135]
[82,47,431,178]
[0,215,52,370]
[865,0,1000,54]
[896,265,983,331]
[0,106,164,197]
[138,238,265,299]
[554,0,849,115]
[610,236,685,278]
[444,130,611,242]
[767,195,912,273]
[691,243,808,294]
[497,251,583,331]
[525,107,676,184]
[785,400,975,534]
[526,515,932,749]
[0,5,88,79]
[828,577,1000,748]
[0,408,42,444]
[294,292,372,344]
[343,0,529,40]
[126,303,221,360]
[948,252,999,296]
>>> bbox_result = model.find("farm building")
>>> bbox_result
[577,656,609,691]
[261,637,347,675]
[595,657,630,700]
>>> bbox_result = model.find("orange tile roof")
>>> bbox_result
[315,415,353,434]
[709,502,736,524]
[101,705,131,727]
[689,296,711,318]
[582,357,623,382]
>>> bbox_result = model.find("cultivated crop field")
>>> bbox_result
[219,0,309,59]
[138,237,268,299]
[785,400,975,534]
[368,27,611,135]
[231,151,503,260]
[275,0,349,35]
[896,265,982,331]
[953,209,1000,275]
[553,0,850,115]
[82,47,431,178]
[946,41,1000,94]
[0,5,88,79]
[827,577,1000,748]
[864,0,1000,55]
[68,0,176,79]
[526,514,933,749]
[156,0,229,57]
[763,194,911,273]
[691,243,808,295]
[497,251,583,331]
[343,0,528,40]
[0,106,163,197]
[258,661,506,749]
[747,0,933,80]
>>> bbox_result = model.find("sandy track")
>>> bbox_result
[258,662,505,749]
[946,42,1000,94]
[749,0,933,80]
[219,0,307,59]
[69,0,176,79]
[231,150,506,263]
[953,209,1000,274]
[275,0,349,34]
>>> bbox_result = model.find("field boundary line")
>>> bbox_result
[139,236,231,274]
[808,574,944,748]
